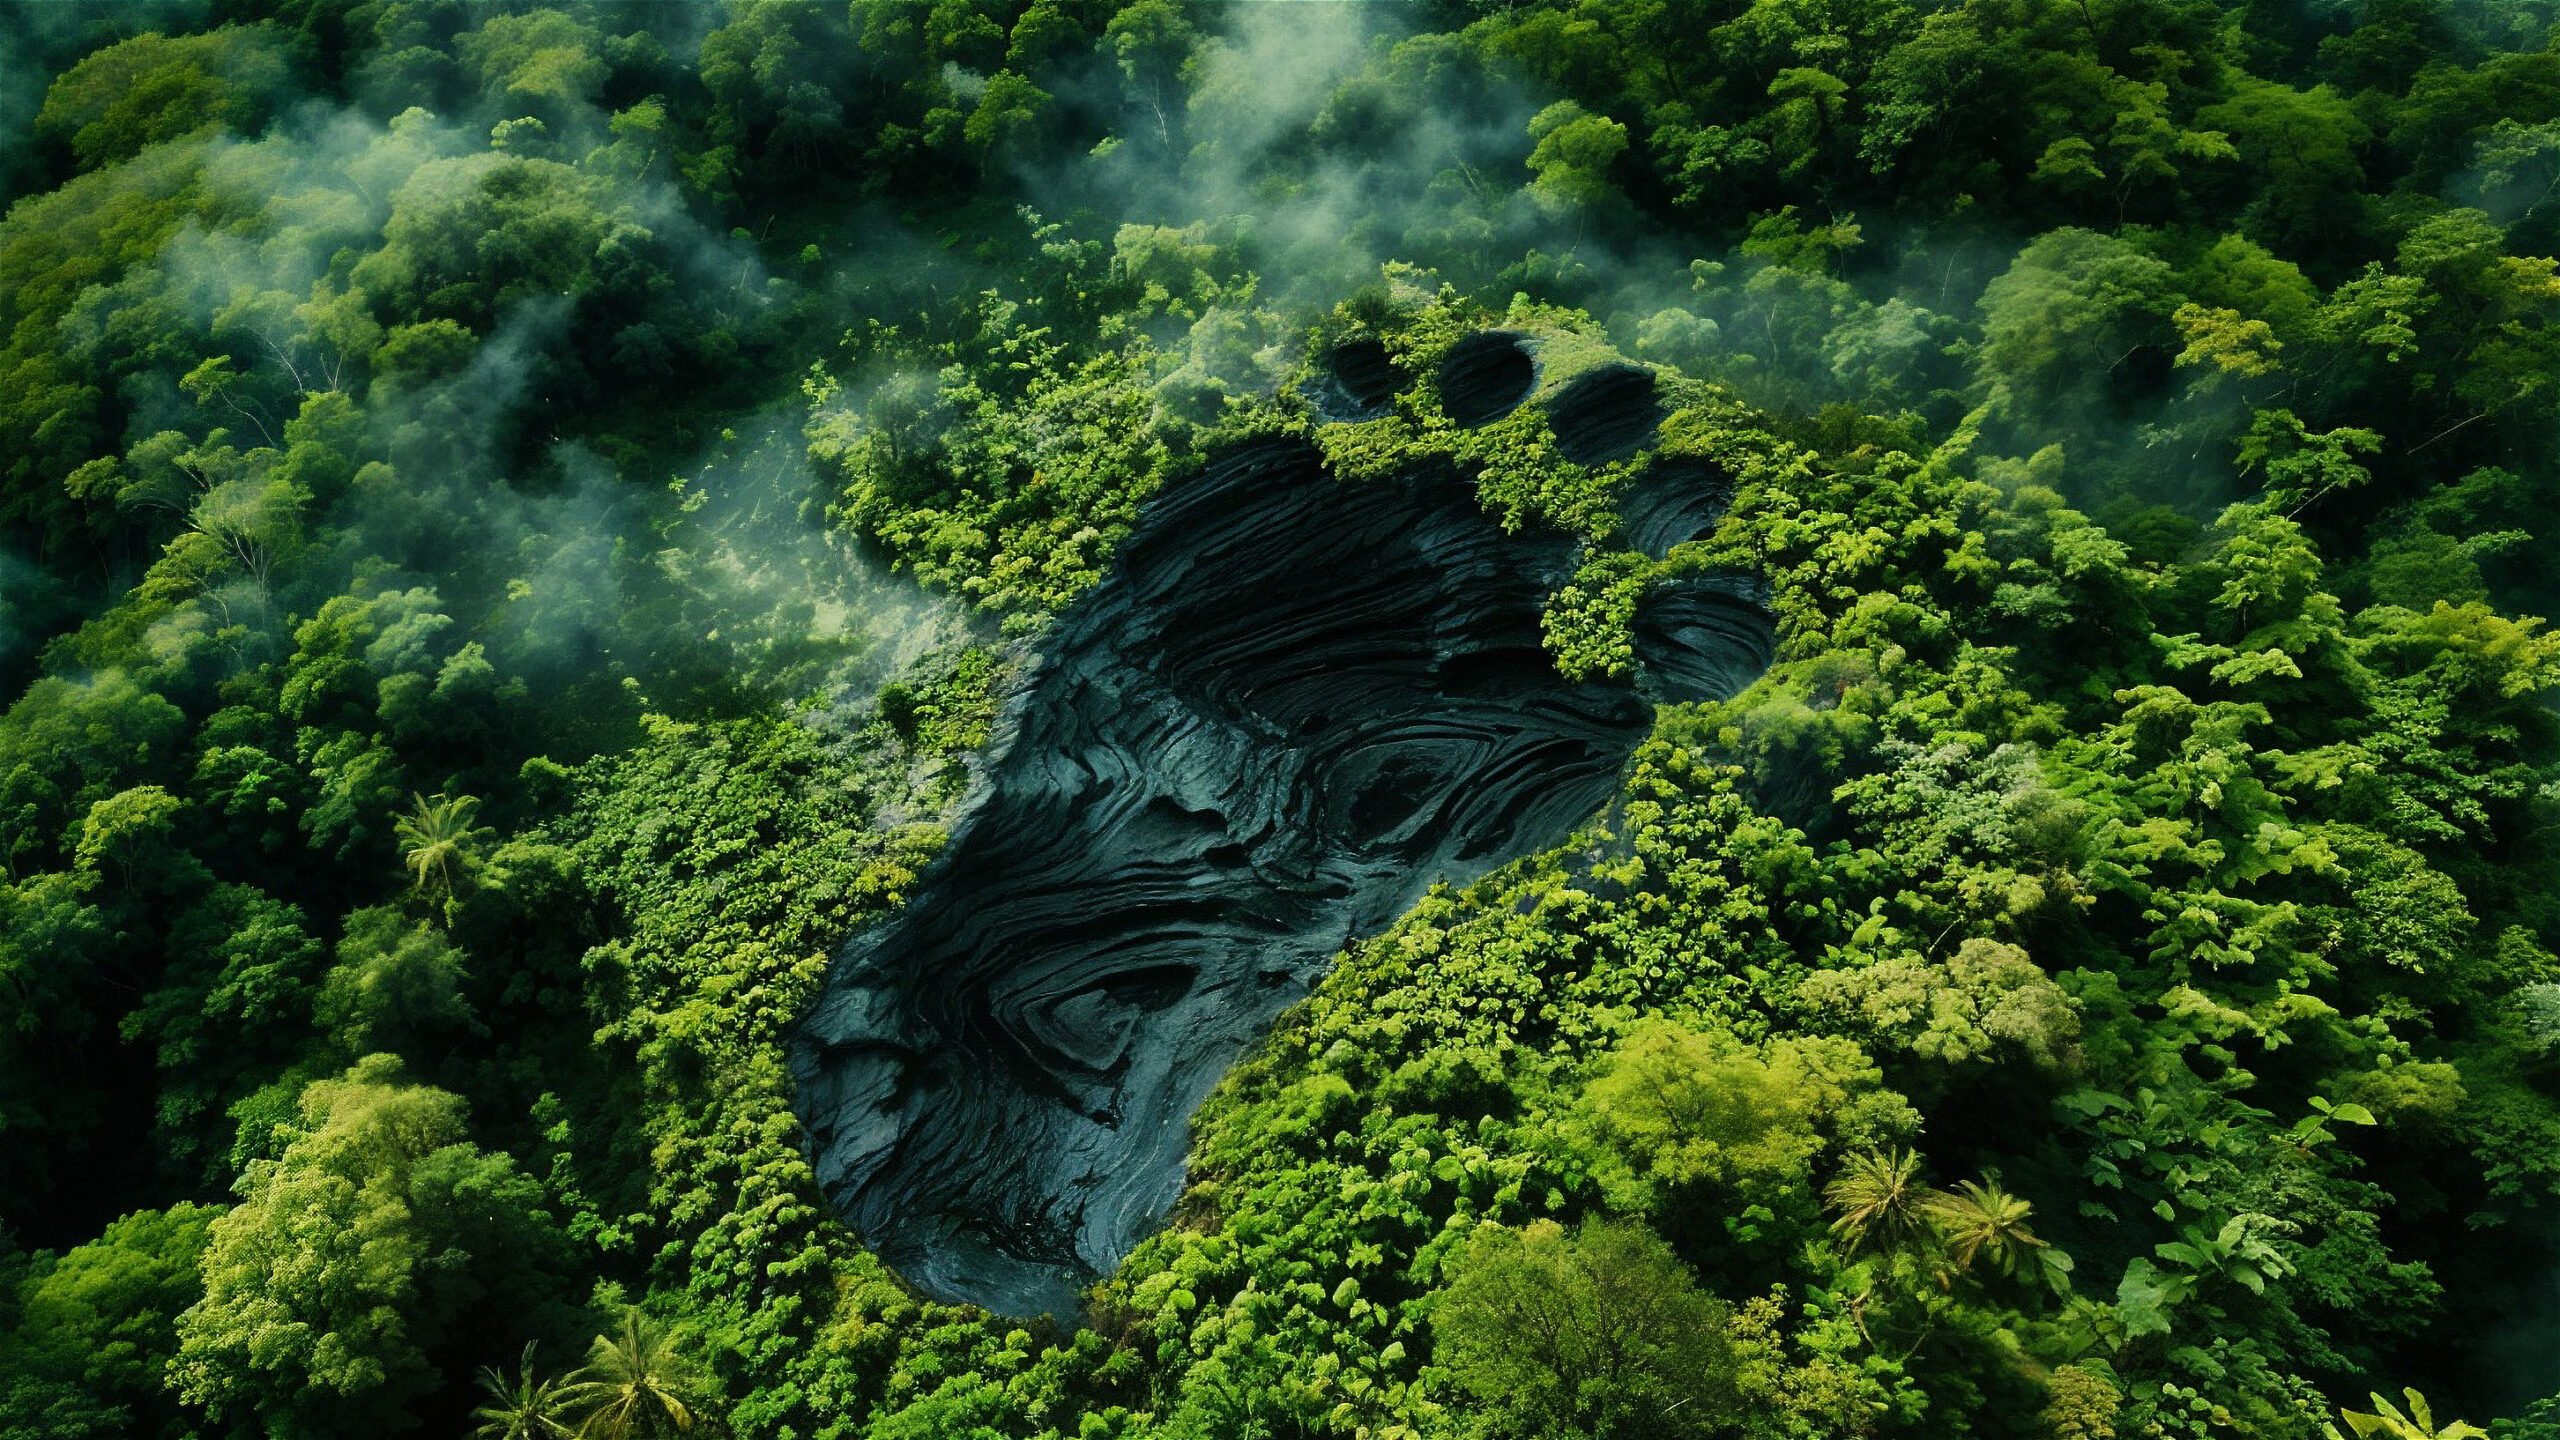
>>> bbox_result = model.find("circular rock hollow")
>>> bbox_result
[1618,457,1735,558]
[1437,330,1536,427]
[1307,336,1405,422]
[1635,573,1776,704]
[790,435,1775,1317]
[1548,364,1662,466]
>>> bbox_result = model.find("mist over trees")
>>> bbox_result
[0,2,2556,1439]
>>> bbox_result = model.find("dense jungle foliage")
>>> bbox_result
[2,1,2559,1437]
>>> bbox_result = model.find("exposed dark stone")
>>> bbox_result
[1437,331,1535,427]
[1547,364,1661,466]
[1633,573,1775,705]
[1307,336,1405,422]
[1618,457,1734,558]
[791,383,1772,1320]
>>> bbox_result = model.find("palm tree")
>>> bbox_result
[472,1344,578,1440]
[562,1307,702,1439]
[393,791,486,897]
[1924,1178,2049,1281]
[1823,1148,1939,1258]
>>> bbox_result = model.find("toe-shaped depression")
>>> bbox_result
[1438,331,1536,428]
[1309,337,1406,422]
[1548,364,1661,465]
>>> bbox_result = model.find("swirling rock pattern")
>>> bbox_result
[1618,457,1735,559]
[791,344,1775,1317]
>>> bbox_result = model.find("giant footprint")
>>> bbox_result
[790,332,1776,1316]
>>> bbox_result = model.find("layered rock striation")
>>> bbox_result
[791,338,1775,1317]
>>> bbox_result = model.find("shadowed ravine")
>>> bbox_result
[791,352,1776,1316]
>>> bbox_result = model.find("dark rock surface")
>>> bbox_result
[1547,364,1661,466]
[791,353,1775,1318]
[1437,330,1536,426]
[1307,337,1406,422]
[1617,457,1735,558]
[1633,573,1775,705]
